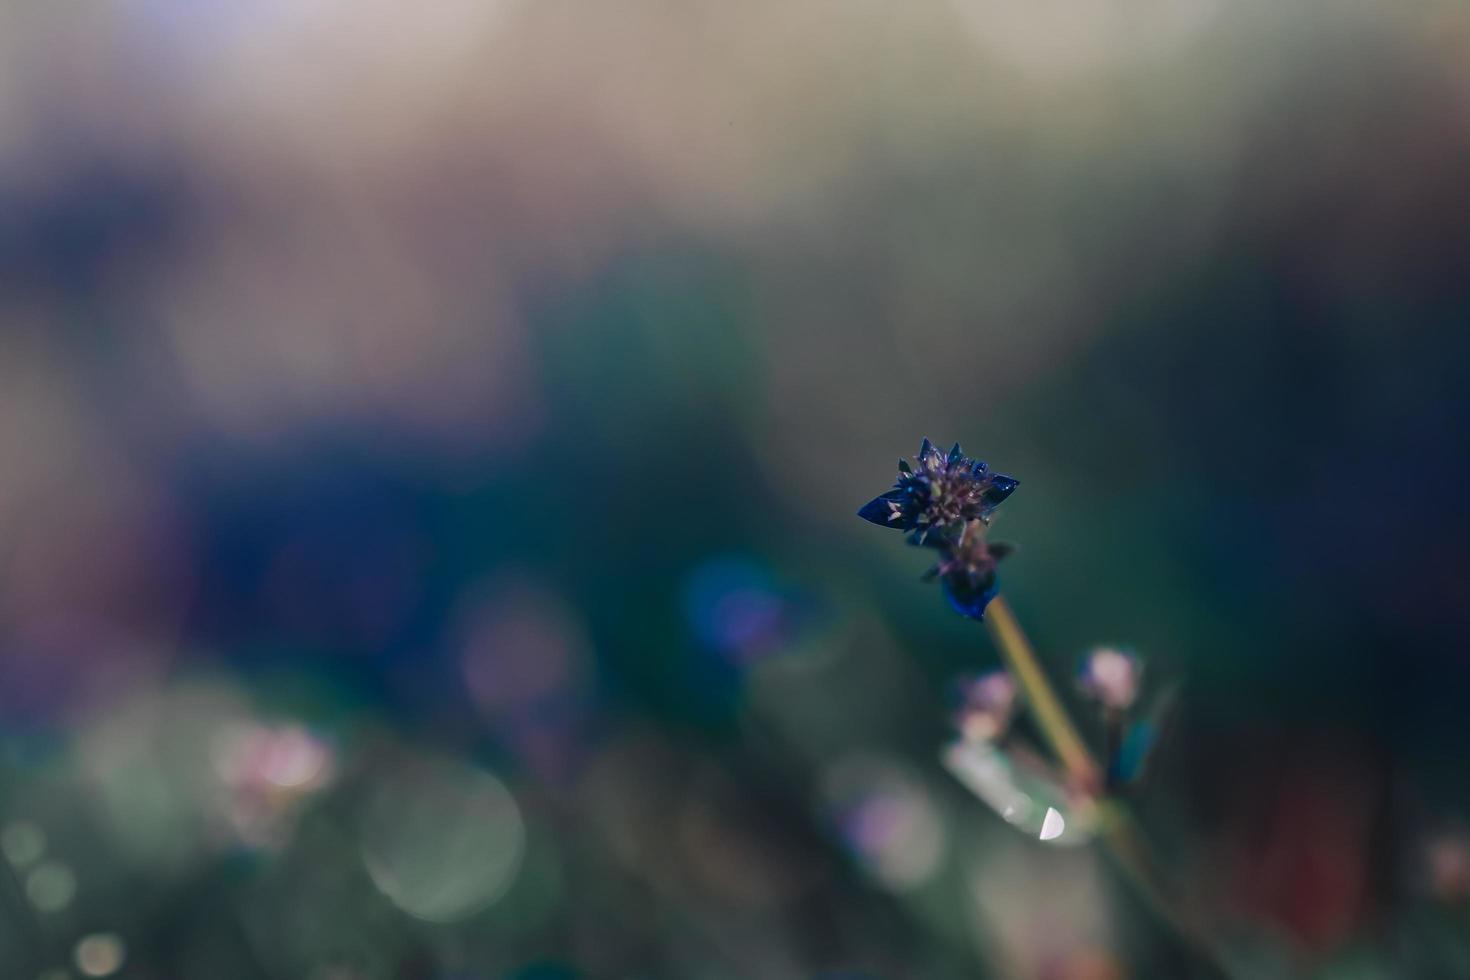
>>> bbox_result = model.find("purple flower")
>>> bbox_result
[857,439,1017,543]
[952,670,1018,742]
[922,521,1013,620]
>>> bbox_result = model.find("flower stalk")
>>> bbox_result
[858,440,1233,978]
[982,595,1099,792]
[988,597,1231,978]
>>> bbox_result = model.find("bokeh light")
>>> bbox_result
[26,860,77,913]
[821,755,946,891]
[682,556,813,665]
[2,820,47,868]
[73,934,125,978]
[360,754,525,923]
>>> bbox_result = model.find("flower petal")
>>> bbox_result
[982,474,1019,509]
[857,490,911,527]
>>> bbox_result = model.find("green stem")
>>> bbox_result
[1103,706,1123,794]
[983,595,1233,978]
[984,596,1099,790]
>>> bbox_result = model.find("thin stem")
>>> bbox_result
[983,594,1233,978]
[983,595,1099,790]
[1099,807,1232,979]
[1103,706,1123,793]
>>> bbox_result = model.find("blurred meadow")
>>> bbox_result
[2,2,1470,978]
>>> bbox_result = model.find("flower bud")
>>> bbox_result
[953,670,1018,742]
[1076,647,1142,711]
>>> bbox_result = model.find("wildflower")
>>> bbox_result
[1076,647,1143,711]
[921,521,1013,620]
[857,439,1018,543]
[952,670,1018,742]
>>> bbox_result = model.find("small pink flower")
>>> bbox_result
[1076,647,1143,711]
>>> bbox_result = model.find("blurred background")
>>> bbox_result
[1,1,1469,977]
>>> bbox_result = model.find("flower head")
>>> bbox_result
[952,670,1018,742]
[858,439,1018,542]
[922,521,1013,620]
[1076,647,1143,711]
